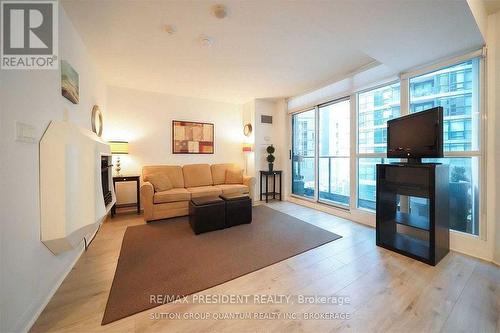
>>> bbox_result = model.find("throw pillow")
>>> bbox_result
[225,168,243,184]
[148,173,173,192]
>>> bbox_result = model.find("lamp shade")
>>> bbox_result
[242,143,253,153]
[109,141,129,154]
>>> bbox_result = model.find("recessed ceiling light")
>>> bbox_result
[212,4,227,19]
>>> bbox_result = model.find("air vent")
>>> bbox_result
[261,115,272,124]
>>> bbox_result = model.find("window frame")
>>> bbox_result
[317,97,351,208]
[290,96,352,211]
[354,80,402,213]
[406,57,485,239]
[291,108,317,201]
[353,56,485,238]
[288,49,486,240]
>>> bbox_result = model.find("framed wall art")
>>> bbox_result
[61,60,79,104]
[172,120,214,154]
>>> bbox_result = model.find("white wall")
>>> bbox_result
[274,99,290,199]
[242,100,256,177]
[487,12,500,264]
[0,5,107,332]
[242,99,288,202]
[467,0,488,40]
[104,86,244,204]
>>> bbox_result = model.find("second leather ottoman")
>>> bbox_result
[220,193,252,227]
[189,196,226,234]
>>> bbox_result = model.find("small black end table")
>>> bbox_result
[260,170,282,203]
[111,175,140,217]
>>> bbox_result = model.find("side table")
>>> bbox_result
[259,170,282,203]
[112,175,140,217]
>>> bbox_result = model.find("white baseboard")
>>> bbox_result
[18,245,85,333]
[449,247,495,264]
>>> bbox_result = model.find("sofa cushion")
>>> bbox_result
[143,165,184,188]
[211,163,235,185]
[148,173,173,192]
[183,164,213,187]
[154,188,191,204]
[215,184,249,195]
[225,168,243,184]
[186,186,222,198]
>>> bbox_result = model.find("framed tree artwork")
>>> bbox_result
[172,120,214,154]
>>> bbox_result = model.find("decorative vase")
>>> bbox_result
[268,163,274,172]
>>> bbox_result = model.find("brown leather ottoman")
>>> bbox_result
[220,194,252,227]
[189,196,225,234]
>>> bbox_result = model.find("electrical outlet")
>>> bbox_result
[15,122,37,143]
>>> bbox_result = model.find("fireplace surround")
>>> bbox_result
[39,121,116,254]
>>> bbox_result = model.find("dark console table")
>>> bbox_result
[376,163,449,266]
[111,175,140,217]
[260,170,282,203]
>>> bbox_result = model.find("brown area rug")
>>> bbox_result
[102,205,341,324]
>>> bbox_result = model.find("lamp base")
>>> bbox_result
[115,156,121,176]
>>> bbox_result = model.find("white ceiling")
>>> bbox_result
[62,0,484,104]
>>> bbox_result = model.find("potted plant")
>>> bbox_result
[266,145,275,172]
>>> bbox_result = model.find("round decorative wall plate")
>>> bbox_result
[91,105,103,137]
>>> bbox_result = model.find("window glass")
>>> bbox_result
[423,157,480,235]
[292,110,316,198]
[357,158,399,210]
[318,100,350,206]
[409,59,480,152]
[358,82,400,153]
[409,58,481,235]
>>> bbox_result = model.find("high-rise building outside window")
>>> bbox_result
[409,59,481,235]
[292,109,316,198]
[357,82,400,210]
[318,99,350,206]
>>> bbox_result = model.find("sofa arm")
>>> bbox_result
[243,176,256,202]
[141,181,154,221]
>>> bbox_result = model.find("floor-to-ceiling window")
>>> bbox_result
[291,98,351,207]
[290,53,483,238]
[409,59,481,235]
[292,109,316,198]
[318,99,350,206]
[356,82,400,210]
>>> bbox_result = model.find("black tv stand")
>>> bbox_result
[376,163,450,265]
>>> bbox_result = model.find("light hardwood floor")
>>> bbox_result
[30,201,499,333]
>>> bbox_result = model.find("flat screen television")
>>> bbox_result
[387,106,443,161]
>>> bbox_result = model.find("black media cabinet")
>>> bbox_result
[376,163,450,266]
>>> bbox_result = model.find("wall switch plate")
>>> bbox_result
[16,122,37,143]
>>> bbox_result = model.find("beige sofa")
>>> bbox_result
[141,163,255,221]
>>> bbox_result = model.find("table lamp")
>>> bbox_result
[109,141,129,176]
